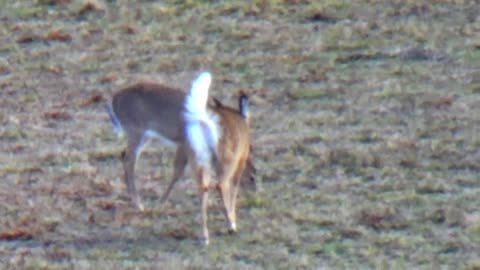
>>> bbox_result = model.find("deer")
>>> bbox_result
[107,72,253,244]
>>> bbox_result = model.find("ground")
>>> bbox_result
[0,0,480,269]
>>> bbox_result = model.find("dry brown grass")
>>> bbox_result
[1,0,480,268]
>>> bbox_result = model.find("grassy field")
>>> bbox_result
[0,0,480,269]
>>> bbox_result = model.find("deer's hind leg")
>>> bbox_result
[160,144,188,205]
[193,166,212,245]
[218,161,242,233]
[122,130,148,211]
[229,157,248,233]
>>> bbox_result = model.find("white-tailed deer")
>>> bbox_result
[107,74,253,244]
[182,71,251,245]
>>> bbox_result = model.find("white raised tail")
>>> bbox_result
[183,72,220,169]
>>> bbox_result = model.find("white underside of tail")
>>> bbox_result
[183,72,220,166]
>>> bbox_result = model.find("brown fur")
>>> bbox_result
[108,83,256,214]
[184,94,251,244]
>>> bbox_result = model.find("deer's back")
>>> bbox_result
[112,83,186,141]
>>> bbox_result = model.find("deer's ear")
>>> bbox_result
[238,92,249,119]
